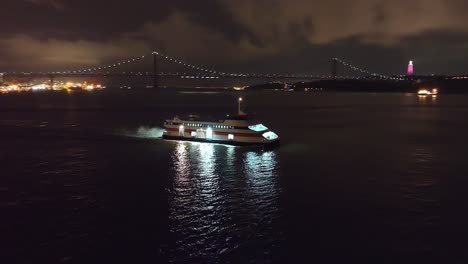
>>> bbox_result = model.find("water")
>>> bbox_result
[0,90,467,263]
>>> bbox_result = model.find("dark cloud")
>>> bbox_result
[1,0,252,42]
[1,0,468,74]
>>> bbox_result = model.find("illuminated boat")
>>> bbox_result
[418,88,438,96]
[162,98,280,146]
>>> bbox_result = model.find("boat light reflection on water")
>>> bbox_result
[171,140,280,185]
[168,141,281,259]
[243,151,279,198]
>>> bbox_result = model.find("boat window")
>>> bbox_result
[249,124,268,132]
[262,131,278,140]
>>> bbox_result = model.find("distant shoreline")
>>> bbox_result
[3,77,468,94]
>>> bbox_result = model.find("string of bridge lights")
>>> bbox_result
[60,54,148,75]
[151,51,229,76]
[333,58,402,80]
[29,51,401,80]
[52,50,233,76]
[151,51,267,78]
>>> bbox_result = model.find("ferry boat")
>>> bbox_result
[418,88,438,96]
[162,98,280,146]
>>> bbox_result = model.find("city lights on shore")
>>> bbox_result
[0,81,105,94]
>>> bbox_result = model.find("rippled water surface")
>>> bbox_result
[1,91,467,263]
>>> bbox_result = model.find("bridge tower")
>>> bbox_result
[331,58,338,79]
[153,52,158,89]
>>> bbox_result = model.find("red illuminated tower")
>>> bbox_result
[407,61,414,76]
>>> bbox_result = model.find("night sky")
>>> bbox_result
[2,0,468,75]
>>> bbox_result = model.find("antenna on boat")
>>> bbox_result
[238,97,244,116]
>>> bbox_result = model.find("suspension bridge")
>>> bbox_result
[1,50,406,88]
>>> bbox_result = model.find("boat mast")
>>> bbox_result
[238,97,243,115]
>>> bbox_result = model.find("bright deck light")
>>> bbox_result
[248,124,268,132]
[262,131,279,140]
[206,127,213,139]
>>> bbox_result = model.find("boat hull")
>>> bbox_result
[162,135,280,147]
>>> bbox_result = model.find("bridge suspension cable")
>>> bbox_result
[333,58,402,80]
[4,49,404,81]
[61,54,148,74]
[151,51,227,75]
[55,50,230,76]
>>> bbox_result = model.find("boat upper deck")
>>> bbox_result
[165,114,269,130]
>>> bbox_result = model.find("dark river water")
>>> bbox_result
[1,90,467,263]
